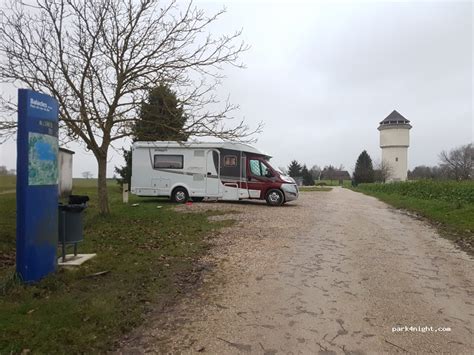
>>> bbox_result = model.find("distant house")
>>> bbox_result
[320,169,351,181]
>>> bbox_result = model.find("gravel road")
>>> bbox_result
[121,187,473,354]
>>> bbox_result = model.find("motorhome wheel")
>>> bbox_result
[266,189,284,206]
[172,187,189,203]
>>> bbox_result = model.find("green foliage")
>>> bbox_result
[0,175,15,193]
[133,84,189,141]
[114,148,132,187]
[0,193,15,279]
[318,179,352,187]
[353,150,374,183]
[287,160,302,178]
[301,165,314,186]
[298,186,332,192]
[356,180,474,205]
[0,179,234,353]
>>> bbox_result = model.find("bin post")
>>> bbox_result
[123,183,129,204]
[61,210,66,262]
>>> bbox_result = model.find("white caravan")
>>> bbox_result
[131,141,299,206]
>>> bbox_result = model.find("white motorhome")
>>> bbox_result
[131,141,298,206]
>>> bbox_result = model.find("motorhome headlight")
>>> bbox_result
[281,183,298,197]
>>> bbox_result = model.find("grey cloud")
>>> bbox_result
[1,0,472,176]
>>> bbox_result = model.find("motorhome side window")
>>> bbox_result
[224,155,237,167]
[250,159,271,176]
[154,155,183,169]
[249,159,264,176]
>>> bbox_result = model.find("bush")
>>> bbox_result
[356,180,474,205]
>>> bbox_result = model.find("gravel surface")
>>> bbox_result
[120,187,473,354]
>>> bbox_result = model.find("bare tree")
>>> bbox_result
[408,165,449,180]
[82,171,93,179]
[309,164,321,180]
[374,159,393,183]
[439,143,473,180]
[0,0,261,213]
[321,165,336,182]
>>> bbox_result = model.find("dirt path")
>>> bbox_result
[121,188,473,354]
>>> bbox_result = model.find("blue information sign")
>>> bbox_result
[16,89,59,282]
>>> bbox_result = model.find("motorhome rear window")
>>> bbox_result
[154,155,183,169]
[224,155,237,167]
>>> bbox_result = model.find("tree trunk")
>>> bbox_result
[97,154,110,215]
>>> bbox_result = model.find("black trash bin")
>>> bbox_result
[68,195,90,205]
[58,195,89,262]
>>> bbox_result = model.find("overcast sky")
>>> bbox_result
[0,0,472,177]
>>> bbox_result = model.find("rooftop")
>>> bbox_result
[378,110,412,128]
[133,141,271,157]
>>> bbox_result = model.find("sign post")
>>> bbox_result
[123,183,129,204]
[16,89,59,282]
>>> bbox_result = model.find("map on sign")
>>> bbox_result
[28,132,58,185]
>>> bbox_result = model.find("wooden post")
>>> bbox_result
[123,183,129,204]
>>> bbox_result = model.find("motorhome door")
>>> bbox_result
[247,157,272,199]
[205,150,220,196]
[239,155,250,199]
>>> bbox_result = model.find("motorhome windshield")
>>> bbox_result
[261,159,281,177]
[263,159,278,173]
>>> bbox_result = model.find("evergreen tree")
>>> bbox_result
[115,84,189,186]
[115,149,132,187]
[353,150,375,184]
[302,165,315,186]
[133,84,189,141]
[287,160,303,178]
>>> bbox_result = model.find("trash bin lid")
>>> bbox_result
[68,195,90,205]
[58,204,86,212]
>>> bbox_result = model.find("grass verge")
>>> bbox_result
[0,175,16,193]
[352,186,474,255]
[0,179,234,353]
[299,186,332,192]
[314,179,351,187]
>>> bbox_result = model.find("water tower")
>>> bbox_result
[378,110,412,181]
